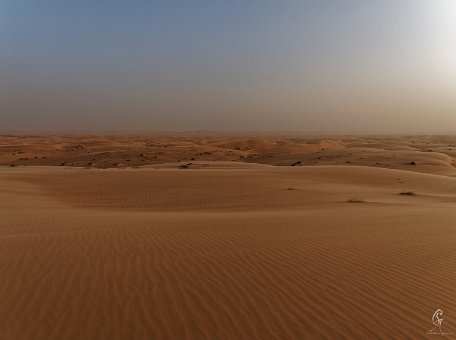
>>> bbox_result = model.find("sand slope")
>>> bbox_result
[1,164,456,339]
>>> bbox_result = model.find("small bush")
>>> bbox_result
[399,191,416,196]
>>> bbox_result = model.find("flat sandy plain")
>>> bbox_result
[1,134,456,339]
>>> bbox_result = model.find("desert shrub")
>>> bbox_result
[399,191,416,196]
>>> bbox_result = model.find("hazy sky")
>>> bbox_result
[1,0,455,133]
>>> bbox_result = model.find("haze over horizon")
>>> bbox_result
[1,1,455,134]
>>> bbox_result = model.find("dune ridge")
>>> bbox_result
[1,134,455,175]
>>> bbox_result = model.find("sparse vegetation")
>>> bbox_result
[399,191,416,196]
[347,198,365,203]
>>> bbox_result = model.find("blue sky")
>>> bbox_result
[1,1,455,132]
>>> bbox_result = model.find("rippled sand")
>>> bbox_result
[1,134,456,339]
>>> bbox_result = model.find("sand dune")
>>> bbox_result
[209,138,276,151]
[1,162,456,339]
[1,134,455,175]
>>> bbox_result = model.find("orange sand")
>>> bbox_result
[1,134,456,339]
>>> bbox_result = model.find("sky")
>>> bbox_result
[1,0,455,133]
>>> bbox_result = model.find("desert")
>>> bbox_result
[3,1,456,338]
[1,134,455,339]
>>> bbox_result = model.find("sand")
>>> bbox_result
[1,134,455,175]
[1,134,456,339]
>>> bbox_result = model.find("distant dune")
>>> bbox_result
[1,135,456,339]
[1,134,455,176]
